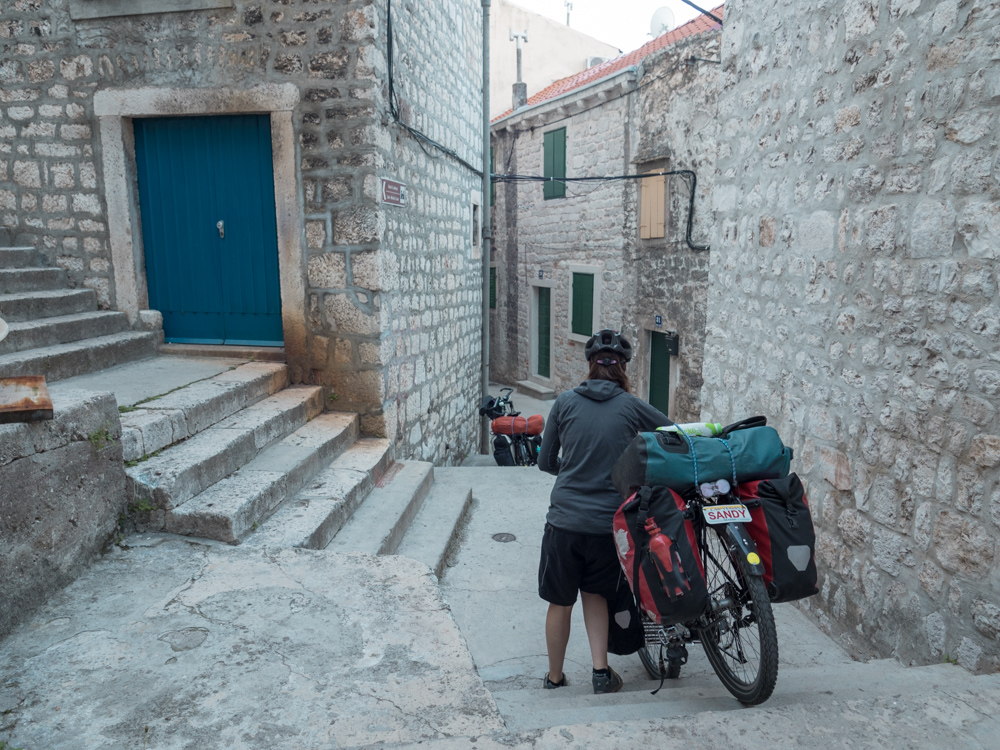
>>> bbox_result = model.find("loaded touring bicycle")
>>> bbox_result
[611,417,819,705]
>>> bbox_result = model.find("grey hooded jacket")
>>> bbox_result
[538,379,671,535]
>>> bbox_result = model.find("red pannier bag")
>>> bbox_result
[613,486,709,626]
[737,473,819,603]
[490,414,544,436]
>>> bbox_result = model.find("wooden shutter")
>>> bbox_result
[571,272,594,336]
[652,172,666,238]
[543,128,566,200]
[640,171,666,239]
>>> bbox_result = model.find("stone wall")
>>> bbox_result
[367,0,484,463]
[707,0,1000,671]
[490,28,719,421]
[0,390,127,639]
[491,78,632,394]
[0,0,484,463]
[625,32,720,420]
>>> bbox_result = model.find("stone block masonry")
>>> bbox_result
[0,0,485,463]
[708,0,1000,671]
[0,390,127,640]
[490,27,720,422]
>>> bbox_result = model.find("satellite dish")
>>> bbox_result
[650,6,675,36]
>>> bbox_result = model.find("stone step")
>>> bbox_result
[516,379,557,400]
[0,267,67,294]
[0,289,98,323]
[164,412,362,544]
[325,461,435,556]
[119,362,290,462]
[126,386,323,510]
[0,311,129,355]
[0,331,158,382]
[485,657,978,733]
[395,469,473,578]
[0,248,37,269]
[245,437,393,549]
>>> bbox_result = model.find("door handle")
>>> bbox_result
[217,220,225,239]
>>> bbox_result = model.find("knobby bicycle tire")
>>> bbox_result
[698,528,779,705]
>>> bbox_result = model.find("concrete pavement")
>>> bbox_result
[438,466,1000,748]
[0,535,502,749]
[1,462,998,749]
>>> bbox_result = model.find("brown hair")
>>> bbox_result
[587,357,630,393]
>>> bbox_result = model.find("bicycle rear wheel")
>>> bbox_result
[698,527,778,705]
[638,645,681,680]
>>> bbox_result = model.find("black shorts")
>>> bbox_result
[538,523,621,606]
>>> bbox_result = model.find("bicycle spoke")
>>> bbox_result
[697,524,777,702]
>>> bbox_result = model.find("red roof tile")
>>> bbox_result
[493,5,724,122]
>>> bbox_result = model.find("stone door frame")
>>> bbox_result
[94,84,305,359]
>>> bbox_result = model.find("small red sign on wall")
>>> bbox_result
[381,178,408,206]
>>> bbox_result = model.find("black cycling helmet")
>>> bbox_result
[585,328,632,363]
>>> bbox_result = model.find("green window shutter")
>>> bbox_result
[649,331,671,415]
[537,287,550,378]
[543,128,566,200]
[489,266,497,308]
[571,272,594,336]
[490,146,495,206]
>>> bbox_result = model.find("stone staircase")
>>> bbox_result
[118,359,473,573]
[0,237,471,576]
[0,244,158,380]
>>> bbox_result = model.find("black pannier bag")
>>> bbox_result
[492,434,515,466]
[613,486,710,626]
[606,572,644,656]
[737,473,819,603]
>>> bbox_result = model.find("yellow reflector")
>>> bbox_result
[747,553,761,565]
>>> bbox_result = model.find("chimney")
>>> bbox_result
[510,29,529,110]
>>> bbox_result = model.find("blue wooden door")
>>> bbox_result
[133,115,283,346]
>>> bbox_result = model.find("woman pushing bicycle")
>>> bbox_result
[536,329,672,693]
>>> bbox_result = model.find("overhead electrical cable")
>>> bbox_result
[387,0,483,177]
[491,169,709,251]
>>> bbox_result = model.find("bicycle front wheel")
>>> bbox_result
[698,527,778,705]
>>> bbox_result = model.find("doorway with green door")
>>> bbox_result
[531,281,554,381]
[648,329,676,417]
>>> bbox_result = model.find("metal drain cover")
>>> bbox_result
[492,533,516,543]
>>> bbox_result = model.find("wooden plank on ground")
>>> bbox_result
[0,376,54,423]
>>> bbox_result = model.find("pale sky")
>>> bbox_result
[514,0,710,53]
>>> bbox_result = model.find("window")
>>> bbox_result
[571,273,593,336]
[489,266,497,309]
[543,128,566,200]
[639,170,666,239]
[568,264,601,342]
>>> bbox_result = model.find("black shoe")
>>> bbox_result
[543,672,568,689]
[592,666,623,694]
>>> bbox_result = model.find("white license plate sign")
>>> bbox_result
[703,504,752,525]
